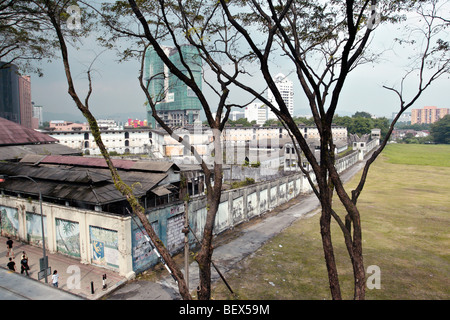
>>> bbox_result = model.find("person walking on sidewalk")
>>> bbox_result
[6,237,14,258]
[52,270,59,288]
[7,257,16,272]
[20,255,30,276]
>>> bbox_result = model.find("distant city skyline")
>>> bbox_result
[27,12,449,124]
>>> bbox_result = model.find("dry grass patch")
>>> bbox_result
[212,144,450,300]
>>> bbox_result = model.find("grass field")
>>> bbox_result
[212,144,450,300]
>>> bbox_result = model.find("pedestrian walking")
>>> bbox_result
[52,270,59,288]
[7,257,16,272]
[6,237,14,258]
[20,255,30,276]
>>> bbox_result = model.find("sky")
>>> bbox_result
[29,4,449,123]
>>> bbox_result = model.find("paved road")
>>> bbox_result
[0,267,83,300]
[106,160,366,300]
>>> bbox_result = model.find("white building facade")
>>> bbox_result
[244,102,268,125]
[267,73,294,119]
[47,128,154,156]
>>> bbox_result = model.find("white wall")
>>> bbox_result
[0,196,133,277]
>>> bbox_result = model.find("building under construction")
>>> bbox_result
[144,44,202,129]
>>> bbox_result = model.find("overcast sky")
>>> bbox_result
[29,5,449,122]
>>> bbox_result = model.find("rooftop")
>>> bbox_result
[0,117,57,146]
[0,161,167,206]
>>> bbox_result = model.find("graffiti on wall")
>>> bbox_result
[132,220,159,272]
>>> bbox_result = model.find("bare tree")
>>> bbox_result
[84,0,255,300]
[36,0,448,301]
[211,0,449,299]
[38,0,197,299]
[120,0,449,300]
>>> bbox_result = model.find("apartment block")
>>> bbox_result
[267,73,294,119]
[411,106,449,124]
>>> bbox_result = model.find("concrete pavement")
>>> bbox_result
[0,266,82,300]
[0,235,127,300]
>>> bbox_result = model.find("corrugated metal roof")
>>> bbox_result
[0,162,167,205]
[0,117,57,145]
[20,155,179,173]
[151,185,172,196]
[0,144,80,161]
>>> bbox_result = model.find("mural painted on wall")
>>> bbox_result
[55,218,80,258]
[132,220,159,272]
[89,226,119,269]
[0,206,19,237]
[25,212,47,247]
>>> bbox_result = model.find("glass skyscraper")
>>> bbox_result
[0,62,21,124]
[144,44,202,128]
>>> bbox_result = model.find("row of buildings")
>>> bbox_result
[41,119,349,169]
[1,115,380,278]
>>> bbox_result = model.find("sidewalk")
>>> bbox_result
[0,236,128,300]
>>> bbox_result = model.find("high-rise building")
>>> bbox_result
[0,62,20,123]
[245,102,268,126]
[411,106,449,125]
[144,45,202,128]
[32,103,44,127]
[0,62,34,128]
[267,73,294,120]
[18,75,32,128]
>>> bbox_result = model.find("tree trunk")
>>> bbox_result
[349,208,365,300]
[195,181,221,300]
[319,193,342,300]
[45,3,193,300]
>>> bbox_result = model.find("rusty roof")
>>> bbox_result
[0,144,80,161]
[0,117,57,145]
[19,155,179,173]
[0,161,167,205]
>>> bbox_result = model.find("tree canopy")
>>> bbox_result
[431,114,450,144]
